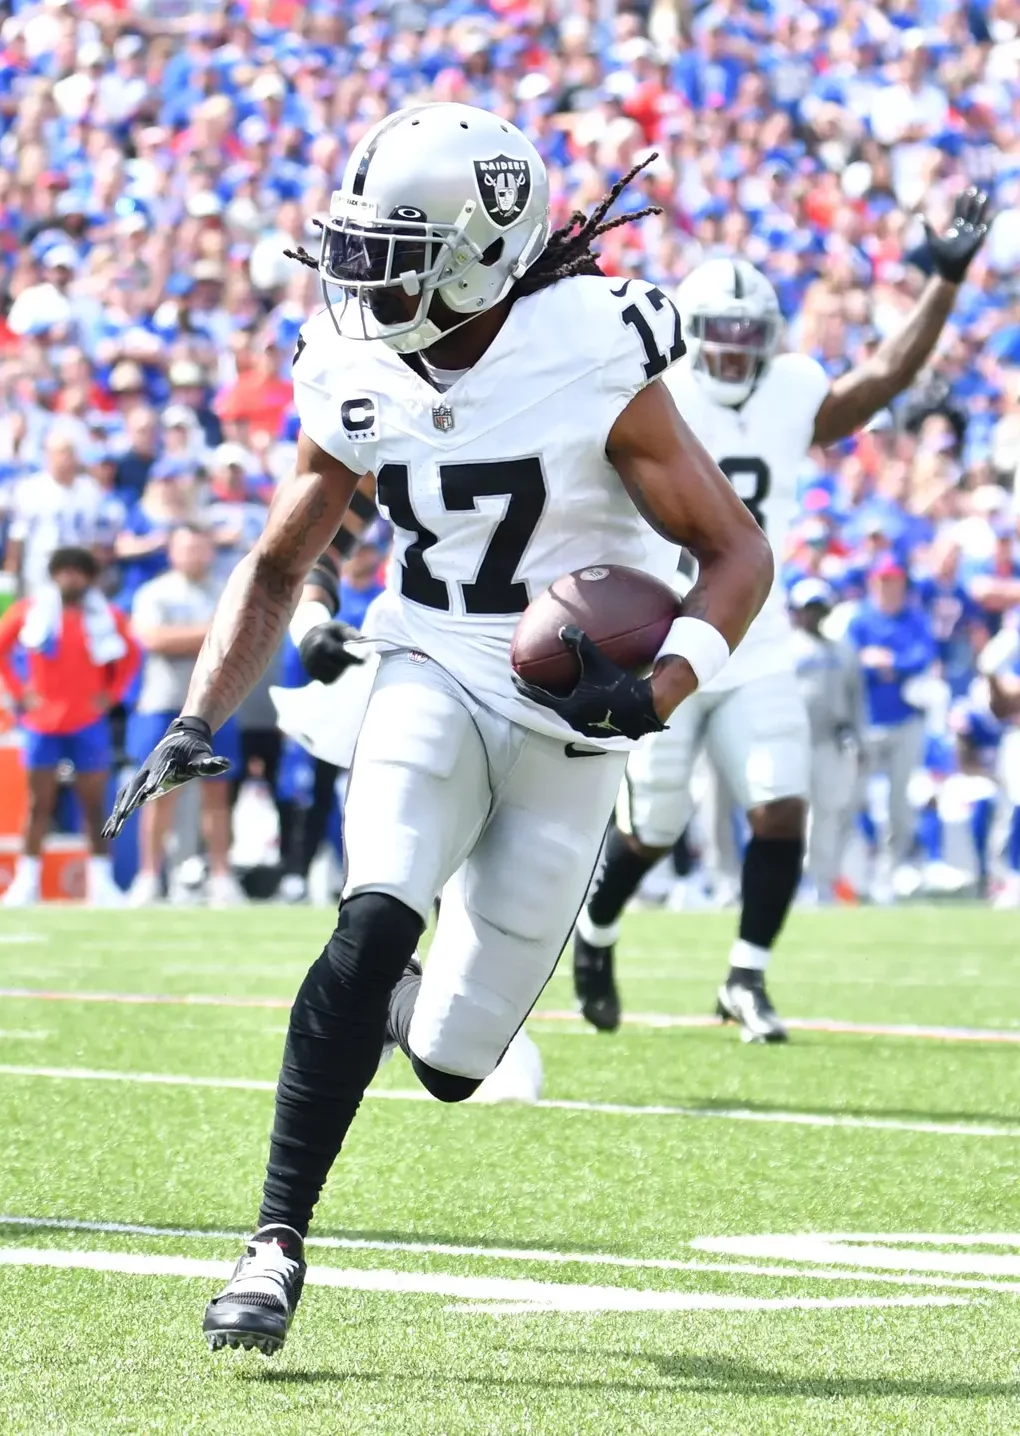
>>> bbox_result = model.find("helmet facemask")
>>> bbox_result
[318,194,486,354]
[687,313,778,405]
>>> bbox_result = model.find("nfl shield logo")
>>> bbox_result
[432,403,455,432]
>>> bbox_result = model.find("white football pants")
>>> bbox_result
[617,671,811,848]
[342,651,627,1079]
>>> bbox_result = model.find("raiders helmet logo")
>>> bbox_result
[473,155,532,228]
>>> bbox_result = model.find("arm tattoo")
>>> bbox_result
[679,581,711,622]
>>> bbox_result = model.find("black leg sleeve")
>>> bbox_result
[257,892,423,1236]
[738,836,804,951]
[586,825,660,929]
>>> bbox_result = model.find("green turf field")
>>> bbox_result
[1,905,1019,1435]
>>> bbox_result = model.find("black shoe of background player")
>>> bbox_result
[203,1224,306,1355]
[573,930,621,1033]
[716,973,788,1044]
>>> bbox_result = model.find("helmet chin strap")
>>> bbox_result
[381,306,490,355]
[380,274,515,354]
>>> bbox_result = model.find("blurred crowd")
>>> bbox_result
[0,0,1018,904]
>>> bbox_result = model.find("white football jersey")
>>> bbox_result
[293,275,685,744]
[662,351,830,691]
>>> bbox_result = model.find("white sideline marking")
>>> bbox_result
[0,1215,1012,1296]
[0,1247,971,1315]
[0,934,45,945]
[0,1064,1015,1139]
[694,1234,1020,1280]
[0,1031,50,1041]
[3,986,1020,1045]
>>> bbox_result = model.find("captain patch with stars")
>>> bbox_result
[340,395,378,442]
[473,155,532,227]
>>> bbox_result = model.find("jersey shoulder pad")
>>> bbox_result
[291,309,377,474]
[765,352,831,419]
[548,275,686,439]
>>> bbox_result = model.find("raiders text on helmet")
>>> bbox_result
[317,104,551,354]
[674,259,781,407]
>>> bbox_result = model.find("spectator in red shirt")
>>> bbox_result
[0,547,140,908]
[215,340,292,444]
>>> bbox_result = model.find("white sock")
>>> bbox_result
[15,855,40,886]
[729,938,770,973]
[576,908,621,948]
[88,854,113,879]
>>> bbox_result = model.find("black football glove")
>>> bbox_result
[923,187,990,284]
[512,626,667,743]
[102,716,230,840]
[298,619,364,684]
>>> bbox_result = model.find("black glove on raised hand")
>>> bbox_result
[512,626,667,743]
[102,716,230,840]
[298,619,364,684]
[923,187,990,284]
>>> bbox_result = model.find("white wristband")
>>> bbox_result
[655,617,731,688]
[289,600,333,647]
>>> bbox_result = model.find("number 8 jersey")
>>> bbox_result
[293,273,684,743]
[661,350,831,692]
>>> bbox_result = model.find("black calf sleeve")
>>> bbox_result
[672,828,693,879]
[738,835,804,950]
[586,825,661,929]
[410,1052,482,1103]
[258,892,423,1235]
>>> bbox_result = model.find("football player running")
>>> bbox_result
[104,104,772,1354]
[574,189,990,1042]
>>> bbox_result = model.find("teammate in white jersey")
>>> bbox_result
[104,103,772,1352]
[575,189,990,1042]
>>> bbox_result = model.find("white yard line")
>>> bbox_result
[531,1010,1020,1043]
[3,984,1019,1043]
[1,1214,1014,1295]
[0,1246,972,1315]
[694,1234,1020,1280]
[0,1062,1016,1139]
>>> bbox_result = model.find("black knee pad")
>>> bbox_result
[326,892,423,995]
[410,1052,482,1104]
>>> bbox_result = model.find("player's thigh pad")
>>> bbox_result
[409,739,628,1078]
[707,672,810,811]
[342,653,491,922]
[1000,729,1020,806]
[616,693,709,847]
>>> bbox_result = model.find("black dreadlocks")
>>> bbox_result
[282,153,662,296]
[509,153,661,301]
[284,240,320,270]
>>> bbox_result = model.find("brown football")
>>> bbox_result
[511,565,682,694]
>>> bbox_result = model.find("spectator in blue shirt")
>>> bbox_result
[848,556,936,869]
[912,535,983,697]
[113,460,197,609]
[338,522,389,632]
[962,516,1020,635]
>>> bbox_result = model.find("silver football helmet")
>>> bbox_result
[674,259,781,406]
[317,103,551,353]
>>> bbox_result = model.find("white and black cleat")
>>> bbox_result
[716,978,788,1044]
[203,1224,306,1355]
